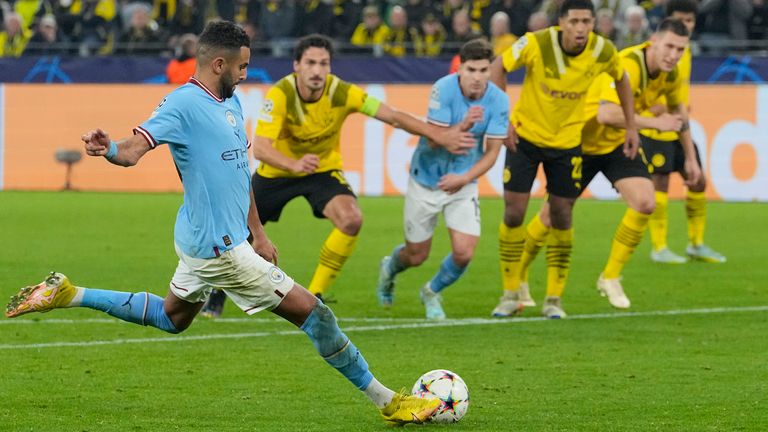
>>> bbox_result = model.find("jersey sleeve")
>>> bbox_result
[345,83,368,112]
[486,91,510,139]
[501,33,535,73]
[601,40,625,82]
[255,85,287,140]
[135,94,186,148]
[664,69,685,109]
[425,79,453,126]
[600,58,640,106]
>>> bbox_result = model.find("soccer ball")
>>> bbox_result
[411,369,469,423]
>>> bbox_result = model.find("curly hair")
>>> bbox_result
[198,21,250,55]
[294,34,335,62]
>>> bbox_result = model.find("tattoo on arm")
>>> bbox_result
[680,121,690,132]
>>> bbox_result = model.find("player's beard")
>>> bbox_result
[220,75,236,100]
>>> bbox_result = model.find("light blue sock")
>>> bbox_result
[429,254,467,293]
[387,244,407,274]
[300,300,373,390]
[81,289,179,334]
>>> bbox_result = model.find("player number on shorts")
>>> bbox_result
[571,156,583,180]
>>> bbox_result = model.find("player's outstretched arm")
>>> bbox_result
[82,129,151,167]
[437,138,503,194]
[251,136,319,174]
[614,72,640,159]
[373,103,477,154]
[597,103,682,132]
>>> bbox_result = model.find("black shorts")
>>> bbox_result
[641,136,702,175]
[251,170,355,224]
[581,145,651,194]
[503,137,583,198]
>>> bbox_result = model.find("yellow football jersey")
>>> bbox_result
[640,45,691,142]
[501,27,624,149]
[581,42,684,155]
[256,73,368,178]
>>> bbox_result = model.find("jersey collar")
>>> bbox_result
[188,77,224,103]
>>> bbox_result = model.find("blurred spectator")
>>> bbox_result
[167,0,205,38]
[538,0,564,24]
[295,0,331,36]
[332,0,364,40]
[527,10,549,32]
[593,0,635,31]
[166,32,196,83]
[13,0,42,29]
[489,11,516,55]
[259,0,295,41]
[596,8,617,41]
[116,4,163,55]
[616,5,651,49]
[438,0,470,32]
[404,0,433,29]
[446,9,481,44]
[640,0,667,30]
[76,0,115,56]
[152,0,174,28]
[482,0,532,37]
[383,5,415,57]
[0,12,31,57]
[413,12,445,56]
[698,0,754,42]
[24,13,66,55]
[350,5,390,47]
[469,0,492,32]
[747,0,768,41]
[233,0,259,27]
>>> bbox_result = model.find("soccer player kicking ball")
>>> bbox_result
[641,0,726,264]
[201,34,477,316]
[514,18,701,310]
[490,0,639,319]
[4,22,439,426]
[376,39,509,320]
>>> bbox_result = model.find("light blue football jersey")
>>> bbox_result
[410,74,509,189]
[136,78,251,259]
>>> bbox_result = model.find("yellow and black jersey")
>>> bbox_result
[581,42,684,155]
[501,26,624,150]
[256,73,369,178]
[640,45,691,142]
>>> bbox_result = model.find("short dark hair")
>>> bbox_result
[666,0,698,17]
[656,17,690,37]
[198,21,250,55]
[559,0,595,17]
[294,34,335,62]
[459,38,493,63]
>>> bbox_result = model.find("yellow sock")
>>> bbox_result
[520,213,549,283]
[308,228,358,295]
[686,191,707,246]
[649,191,668,251]
[603,208,650,279]
[498,222,525,292]
[545,228,573,298]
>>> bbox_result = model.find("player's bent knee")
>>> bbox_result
[452,252,473,267]
[633,199,656,215]
[407,251,429,267]
[338,213,363,236]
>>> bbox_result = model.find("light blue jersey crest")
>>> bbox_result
[410,74,509,188]
[136,78,251,259]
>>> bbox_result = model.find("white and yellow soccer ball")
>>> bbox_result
[411,369,469,423]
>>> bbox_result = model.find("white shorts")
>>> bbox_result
[404,177,481,243]
[170,241,295,315]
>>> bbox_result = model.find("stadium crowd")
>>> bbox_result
[0,0,766,58]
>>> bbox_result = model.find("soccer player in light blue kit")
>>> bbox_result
[376,39,509,320]
[4,21,440,426]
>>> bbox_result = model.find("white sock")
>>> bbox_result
[68,286,85,307]
[363,377,396,408]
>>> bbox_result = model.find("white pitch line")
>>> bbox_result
[0,305,766,351]
[0,317,427,326]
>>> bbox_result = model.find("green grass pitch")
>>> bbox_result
[1,191,766,431]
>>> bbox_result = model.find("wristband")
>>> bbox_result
[105,140,118,160]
